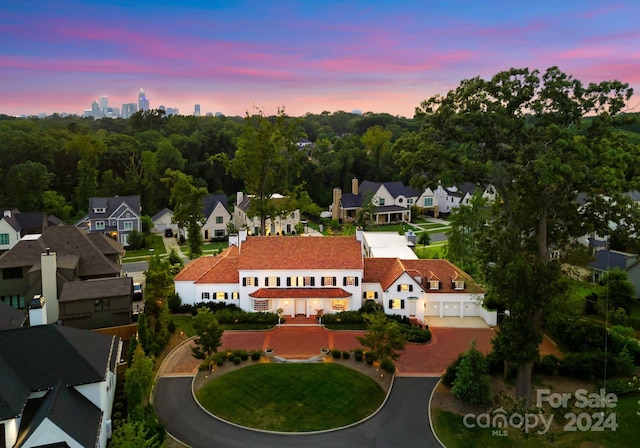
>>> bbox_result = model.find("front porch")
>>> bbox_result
[249,288,353,319]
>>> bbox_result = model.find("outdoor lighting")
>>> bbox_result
[284,301,289,305]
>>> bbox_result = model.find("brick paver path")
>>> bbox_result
[160,325,563,377]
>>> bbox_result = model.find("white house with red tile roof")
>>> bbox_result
[173,231,496,325]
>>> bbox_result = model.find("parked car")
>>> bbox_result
[164,228,174,237]
[133,282,143,301]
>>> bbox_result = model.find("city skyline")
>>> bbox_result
[2,1,640,118]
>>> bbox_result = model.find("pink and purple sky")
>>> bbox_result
[1,0,639,118]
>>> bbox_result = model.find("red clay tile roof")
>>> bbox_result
[238,236,363,270]
[174,245,239,283]
[249,288,352,298]
[364,258,483,294]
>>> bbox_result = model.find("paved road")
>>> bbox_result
[154,376,443,448]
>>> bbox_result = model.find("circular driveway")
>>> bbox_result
[154,375,443,448]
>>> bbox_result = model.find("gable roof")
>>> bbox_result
[238,236,363,270]
[175,245,239,283]
[588,249,638,272]
[88,195,141,219]
[203,194,229,217]
[16,380,102,448]
[340,180,420,209]
[0,325,119,395]
[152,207,173,222]
[364,258,484,293]
[0,225,122,277]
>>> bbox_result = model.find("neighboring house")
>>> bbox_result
[331,179,420,224]
[85,196,142,246]
[151,208,178,234]
[588,249,640,298]
[174,231,495,325]
[415,187,440,217]
[234,192,300,236]
[201,194,232,240]
[433,183,497,215]
[59,277,133,329]
[0,209,57,254]
[0,323,121,448]
[0,225,126,327]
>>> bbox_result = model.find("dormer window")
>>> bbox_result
[94,207,106,213]
[454,280,465,290]
[429,281,440,290]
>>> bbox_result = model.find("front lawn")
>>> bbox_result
[196,363,385,432]
[433,394,640,448]
[123,234,167,261]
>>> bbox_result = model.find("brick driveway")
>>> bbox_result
[159,325,511,377]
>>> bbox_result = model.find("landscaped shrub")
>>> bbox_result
[535,354,560,375]
[233,356,242,365]
[547,315,607,353]
[354,353,363,362]
[342,351,350,359]
[559,351,608,379]
[167,319,176,334]
[380,357,395,373]
[442,353,464,387]
[322,311,365,325]
[213,352,226,365]
[600,376,640,396]
[451,342,491,405]
[365,352,375,365]
[403,327,432,343]
[332,349,342,359]
[354,348,363,356]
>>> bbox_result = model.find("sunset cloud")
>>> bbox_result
[1,0,638,117]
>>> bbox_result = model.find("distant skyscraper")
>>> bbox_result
[91,101,101,118]
[99,96,108,115]
[166,107,179,116]
[121,103,137,119]
[194,104,201,117]
[138,88,150,112]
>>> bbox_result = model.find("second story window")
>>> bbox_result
[397,284,413,292]
[96,221,105,230]
[243,277,258,287]
[343,276,358,286]
[123,221,133,230]
[321,276,336,286]
[216,216,223,224]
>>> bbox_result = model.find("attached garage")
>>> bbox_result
[442,302,461,317]
[425,301,441,317]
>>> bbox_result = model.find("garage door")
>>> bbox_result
[425,302,440,317]
[463,302,480,317]
[443,302,460,317]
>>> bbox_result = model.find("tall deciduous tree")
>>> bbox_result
[163,169,208,259]
[356,312,407,362]
[395,66,638,405]
[191,307,224,360]
[124,345,155,420]
[213,108,299,235]
[5,161,54,211]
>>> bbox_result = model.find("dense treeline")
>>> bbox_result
[0,110,420,222]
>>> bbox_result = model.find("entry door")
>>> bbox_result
[409,300,417,317]
[296,299,306,315]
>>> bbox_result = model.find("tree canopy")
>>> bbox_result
[394,66,639,405]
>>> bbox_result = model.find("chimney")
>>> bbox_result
[352,178,359,196]
[237,191,244,206]
[229,229,248,250]
[3,209,11,218]
[331,188,342,221]
[41,249,59,324]
[29,295,47,326]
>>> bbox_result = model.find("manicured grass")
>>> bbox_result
[123,234,167,261]
[432,394,640,448]
[196,363,385,432]
[415,244,447,259]
[172,315,195,337]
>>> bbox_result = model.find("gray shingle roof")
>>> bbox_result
[0,225,122,277]
[0,301,27,329]
[60,277,133,302]
[0,325,119,393]
[152,207,173,222]
[88,195,140,219]
[588,250,637,272]
[16,380,102,448]
[203,194,228,217]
